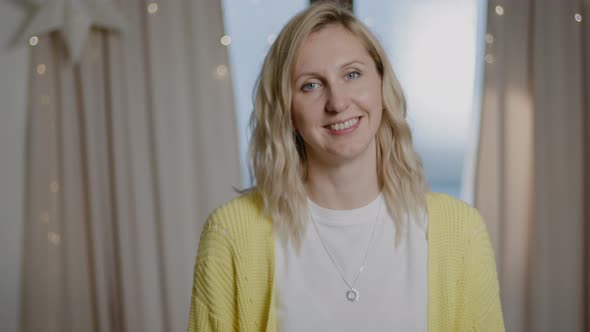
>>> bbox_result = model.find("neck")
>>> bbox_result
[304,142,380,210]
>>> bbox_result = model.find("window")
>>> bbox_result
[221,0,308,187]
[356,0,488,201]
[222,1,488,201]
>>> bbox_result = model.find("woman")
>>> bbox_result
[188,2,504,331]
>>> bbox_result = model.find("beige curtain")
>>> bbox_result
[475,1,589,331]
[20,1,241,332]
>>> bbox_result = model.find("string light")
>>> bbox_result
[220,35,232,46]
[485,54,495,64]
[485,33,494,44]
[29,36,39,46]
[495,5,504,16]
[147,2,158,14]
[50,181,59,193]
[48,232,61,245]
[40,95,51,105]
[37,64,47,75]
[574,13,582,23]
[215,64,228,78]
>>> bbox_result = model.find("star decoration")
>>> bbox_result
[19,0,126,62]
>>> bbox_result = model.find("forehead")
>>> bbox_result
[292,24,371,74]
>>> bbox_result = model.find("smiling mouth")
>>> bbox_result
[324,116,362,131]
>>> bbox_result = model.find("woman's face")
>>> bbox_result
[291,24,383,167]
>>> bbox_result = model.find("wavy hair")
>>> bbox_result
[248,1,428,247]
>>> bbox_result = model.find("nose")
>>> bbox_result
[326,82,350,113]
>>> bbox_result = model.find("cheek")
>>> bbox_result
[291,98,319,131]
[362,77,383,109]
[354,78,382,106]
[290,110,298,130]
[290,99,303,130]
[356,89,383,113]
[291,107,304,131]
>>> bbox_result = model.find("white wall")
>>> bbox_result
[0,1,30,331]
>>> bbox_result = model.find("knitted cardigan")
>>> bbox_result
[188,192,505,331]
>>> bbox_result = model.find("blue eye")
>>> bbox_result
[346,71,361,80]
[302,82,320,91]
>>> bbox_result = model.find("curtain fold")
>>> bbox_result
[476,1,589,331]
[584,2,590,328]
[20,1,241,331]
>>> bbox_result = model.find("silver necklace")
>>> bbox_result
[309,197,383,302]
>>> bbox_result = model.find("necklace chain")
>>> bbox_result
[309,197,383,302]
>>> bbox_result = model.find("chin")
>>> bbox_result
[328,142,374,162]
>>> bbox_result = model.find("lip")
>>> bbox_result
[324,116,363,128]
[325,116,362,135]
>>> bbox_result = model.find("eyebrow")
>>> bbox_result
[293,60,367,83]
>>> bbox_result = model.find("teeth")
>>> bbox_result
[330,117,359,131]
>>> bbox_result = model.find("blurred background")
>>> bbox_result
[0,0,588,331]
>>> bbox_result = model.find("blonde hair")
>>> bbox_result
[248,1,428,247]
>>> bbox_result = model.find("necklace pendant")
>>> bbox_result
[346,288,359,302]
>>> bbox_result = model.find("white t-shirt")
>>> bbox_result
[274,193,428,332]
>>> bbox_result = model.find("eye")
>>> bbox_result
[346,71,361,80]
[302,82,320,91]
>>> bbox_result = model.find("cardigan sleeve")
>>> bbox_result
[187,213,238,332]
[465,211,506,331]
[188,291,227,332]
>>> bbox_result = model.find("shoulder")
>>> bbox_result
[425,191,490,255]
[198,190,273,259]
[206,190,271,231]
[191,191,275,329]
[425,192,498,282]
[208,190,264,220]
[426,191,485,232]
[426,193,505,329]
[191,192,269,329]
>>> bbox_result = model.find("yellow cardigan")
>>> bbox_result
[188,192,505,331]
